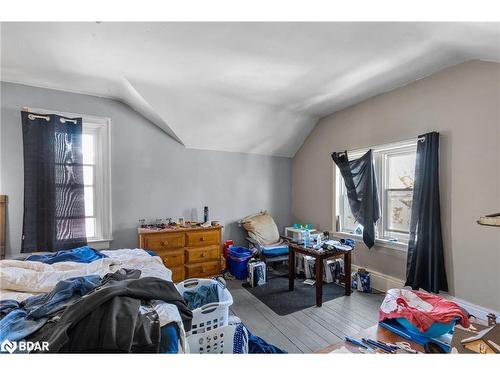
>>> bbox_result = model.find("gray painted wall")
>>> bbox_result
[0,82,292,258]
[292,60,500,311]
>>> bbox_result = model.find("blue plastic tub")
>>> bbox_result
[396,317,459,338]
[227,246,252,280]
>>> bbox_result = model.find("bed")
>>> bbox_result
[0,247,191,353]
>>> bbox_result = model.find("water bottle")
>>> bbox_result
[204,206,209,223]
[303,229,310,248]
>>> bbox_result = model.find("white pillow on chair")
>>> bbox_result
[240,211,280,245]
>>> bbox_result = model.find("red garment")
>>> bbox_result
[379,289,470,332]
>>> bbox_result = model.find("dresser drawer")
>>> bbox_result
[185,245,219,263]
[186,230,219,247]
[160,249,185,268]
[143,232,185,251]
[185,260,221,279]
[170,266,185,283]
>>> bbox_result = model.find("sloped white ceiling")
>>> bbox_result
[1,22,499,156]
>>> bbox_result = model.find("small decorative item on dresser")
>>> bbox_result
[178,217,185,226]
[204,206,209,223]
[211,220,220,226]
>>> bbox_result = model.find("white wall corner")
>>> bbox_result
[352,264,500,322]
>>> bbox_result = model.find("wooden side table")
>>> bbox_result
[286,241,352,307]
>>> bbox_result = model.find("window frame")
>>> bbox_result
[334,139,417,252]
[29,108,112,249]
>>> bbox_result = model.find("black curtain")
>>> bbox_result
[332,150,380,248]
[405,131,448,293]
[21,111,87,253]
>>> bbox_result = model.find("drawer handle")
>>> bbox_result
[163,258,168,263]
[200,237,205,241]
[160,241,169,247]
[200,252,206,258]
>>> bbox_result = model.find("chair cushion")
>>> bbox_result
[261,245,289,257]
[241,211,280,245]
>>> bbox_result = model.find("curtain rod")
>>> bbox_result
[333,135,426,157]
[22,107,78,124]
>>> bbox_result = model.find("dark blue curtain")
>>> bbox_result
[332,150,380,248]
[21,111,87,253]
[405,132,448,293]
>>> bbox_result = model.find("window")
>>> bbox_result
[335,139,417,247]
[31,108,112,247]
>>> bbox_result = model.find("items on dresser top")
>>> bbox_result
[138,225,223,282]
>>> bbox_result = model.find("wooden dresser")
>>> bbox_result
[138,225,223,282]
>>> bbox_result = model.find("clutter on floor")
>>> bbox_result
[379,288,470,333]
[344,336,420,354]
[226,246,253,280]
[247,327,287,354]
[352,268,371,293]
[451,320,500,354]
[377,288,473,353]
[247,260,266,287]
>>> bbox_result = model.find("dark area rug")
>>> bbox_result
[243,268,345,316]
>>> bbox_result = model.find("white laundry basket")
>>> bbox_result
[187,324,248,354]
[176,278,233,335]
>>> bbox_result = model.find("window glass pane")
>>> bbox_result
[85,217,96,238]
[83,166,94,185]
[342,193,357,231]
[385,189,413,235]
[84,186,94,217]
[387,152,416,189]
[82,133,94,164]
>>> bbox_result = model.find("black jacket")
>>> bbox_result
[30,271,192,353]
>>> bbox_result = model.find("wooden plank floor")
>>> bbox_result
[226,279,385,353]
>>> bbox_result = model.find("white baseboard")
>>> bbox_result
[352,264,499,322]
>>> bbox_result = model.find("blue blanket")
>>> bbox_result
[0,275,101,342]
[25,246,108,264]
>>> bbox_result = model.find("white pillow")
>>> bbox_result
[241,211,280,245]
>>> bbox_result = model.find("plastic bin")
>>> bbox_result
[396,317,459,338]
[176,278,233,335]
[227,246,252,279]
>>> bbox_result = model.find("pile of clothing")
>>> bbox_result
[182,282,219,310]
[0,247,192,353]
[379,288,470,333]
